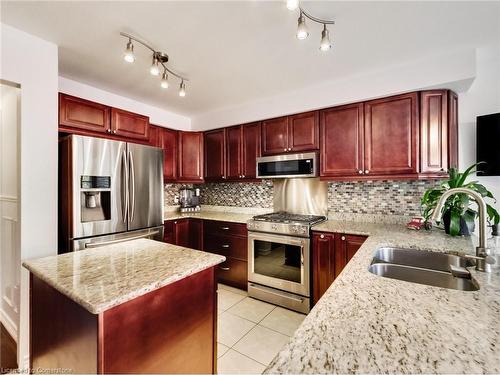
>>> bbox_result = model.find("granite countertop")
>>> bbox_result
[163,210,254,224]
[266,221,500,374]
[23,239,225,314]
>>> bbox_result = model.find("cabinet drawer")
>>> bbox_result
[204,234,247,261]
[203,220,247,236]
[216,257,247,290]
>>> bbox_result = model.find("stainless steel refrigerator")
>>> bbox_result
[59,135,164,252]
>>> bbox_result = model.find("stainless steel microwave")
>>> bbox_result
[256,152,318,179]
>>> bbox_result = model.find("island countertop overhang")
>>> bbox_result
[23,238,226,314]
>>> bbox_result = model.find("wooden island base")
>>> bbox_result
[30,267,217,374]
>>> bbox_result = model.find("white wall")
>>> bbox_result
[59,76,191,131]
[191,48,476,130]
[0,83,21,343]
[458,44,500,212]
[1,23,59,368]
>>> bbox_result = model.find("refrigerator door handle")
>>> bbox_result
[128,150,136,222]
[84,230,160,249]
[121,149,129,223]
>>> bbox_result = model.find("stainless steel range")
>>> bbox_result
[247,211,326,314]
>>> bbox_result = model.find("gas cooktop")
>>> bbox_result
[253,212,326,225]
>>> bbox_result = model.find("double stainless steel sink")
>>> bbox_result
[368,247,480,291]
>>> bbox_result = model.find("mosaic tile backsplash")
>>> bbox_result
[164,179,441,218]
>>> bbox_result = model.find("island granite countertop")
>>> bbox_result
[266,220,500,374]
[23,238,225,314]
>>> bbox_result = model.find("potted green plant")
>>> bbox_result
[421,163,500,236]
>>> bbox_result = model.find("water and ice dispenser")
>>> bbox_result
[80,175,111,223]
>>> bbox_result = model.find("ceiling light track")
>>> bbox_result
[286,0,335,51]
[120,31,189,97]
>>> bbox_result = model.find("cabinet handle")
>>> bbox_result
[358,170,363,174]
[113,130,117,134]
[219,267,230,271]
[221,244,230,248]
[364,170,369,174]
[242,175,245,178]
[284,148,287,152]
[341,236,346,241]
[288,148,292,151]
[440,168,445,172]
[107,129,112,133]
[320,234,325,239]
[221,227,230,230]
[222,176,226,179]
[174,221,177,224]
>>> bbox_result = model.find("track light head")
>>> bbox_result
[123,39,135,63]
[286,0,299,11]
[319,25,332,51]
[296,13,309,40]
[150,55,160,76]
[161,71,169,89]
[179,81,186,97]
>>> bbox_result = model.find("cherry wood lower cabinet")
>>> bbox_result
[312,232,367,304]
[203,220,248,290]
[30,269,217,374]
[164,218,203,250]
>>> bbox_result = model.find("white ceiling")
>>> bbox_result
[2,1,499,117]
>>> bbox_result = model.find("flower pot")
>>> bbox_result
[442,210,475,236]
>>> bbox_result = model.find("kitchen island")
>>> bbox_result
[23,238,225,374]
[266,221,500,374]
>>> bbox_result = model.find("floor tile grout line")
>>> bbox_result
[228,346,271,368]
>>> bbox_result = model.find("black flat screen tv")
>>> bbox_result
[477,112,500,176]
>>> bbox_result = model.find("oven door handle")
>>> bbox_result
[300,245,304,266]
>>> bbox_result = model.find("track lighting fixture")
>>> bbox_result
[150,55,160,76]
[123,39,135,63]
[319,24,332,51]
[286,2,335,51]
[120,32,189,97]
[161,71,169,89]
[296,12,309,40]
[286,0,299,11]
[179,80,186,97]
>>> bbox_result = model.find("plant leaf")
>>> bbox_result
[449,208,461,236]
[487,204,500,225]
[457,162,486,187]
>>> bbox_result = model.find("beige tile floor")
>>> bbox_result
[217,284,306,374]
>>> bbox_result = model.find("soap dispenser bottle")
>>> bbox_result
[489,224,500,269]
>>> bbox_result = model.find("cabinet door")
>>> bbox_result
[59,93,110,134]
[178,131,204,182]
[262,116,289,155]
[188,219,203,250]
[420,90,448,174]
[364,92,418,176]
[174,219,190,248]
[204,129,226,181]
[149,125,161,147]
[110,108,149,140]
[312,232,336,304]
[241,122,261,179]
[226,126,242,180]
[163,220,175,244]
[344,234,367,263]
[159,128,178,182]
[448,91,459,170]
[288,111,319,152]
[320,104,364,177]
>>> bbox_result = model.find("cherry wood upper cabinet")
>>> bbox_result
[160,127,178,182]
[288,111,319,152]
[204,129,226,181]
[178,131,204,183]
[320,103,364,177]
[420,90,458,175]
[110,108,149,141]
[59,93,110,134]
[364,92,418,176]
[226,126,242,180]
[262,116,289,155]
[241,122,262,179]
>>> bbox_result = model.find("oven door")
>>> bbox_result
[248,231,310,297]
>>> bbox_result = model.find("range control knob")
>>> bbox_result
[271,224,278,231]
